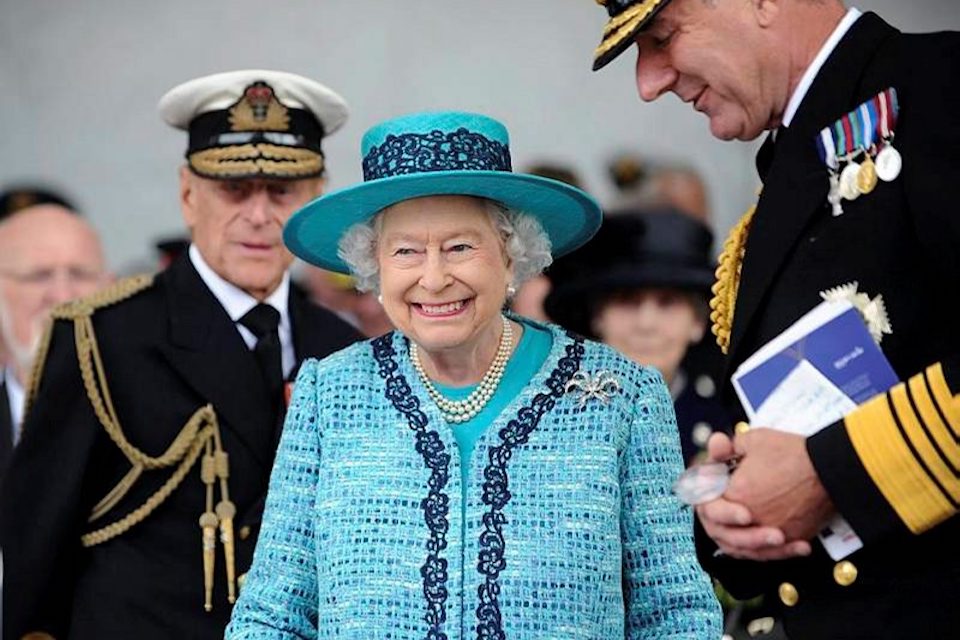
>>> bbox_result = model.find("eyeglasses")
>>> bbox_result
[0,267,103,287]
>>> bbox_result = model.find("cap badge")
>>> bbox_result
[228,81,290,132]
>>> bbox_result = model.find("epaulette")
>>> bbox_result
[27,273,155,412]
[51,272,155,321]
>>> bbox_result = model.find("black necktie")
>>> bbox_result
[238,304,283,406]
[755,126,786,183]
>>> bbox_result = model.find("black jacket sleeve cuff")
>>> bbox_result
[807,421,910,545]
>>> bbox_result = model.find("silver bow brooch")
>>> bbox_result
[565,370,621,407]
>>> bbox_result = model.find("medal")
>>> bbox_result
[874,88,902,182]
[856,154,878,194]
[827,171,844,216]
[815,87,901,205]
[839,162,862,201]
[875,143,902,182]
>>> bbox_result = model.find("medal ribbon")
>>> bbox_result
[816,87,900,169]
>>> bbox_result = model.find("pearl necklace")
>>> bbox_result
[410,316,513,424]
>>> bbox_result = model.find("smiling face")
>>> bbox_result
[376,195,513,361]
[180,168,324,299]
[633,0,787,141]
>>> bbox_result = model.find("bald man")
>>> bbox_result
[0,204,108,481]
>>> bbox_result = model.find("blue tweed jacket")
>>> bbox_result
[227,322,721,639]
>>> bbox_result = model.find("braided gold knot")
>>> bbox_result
[709,204,756,354]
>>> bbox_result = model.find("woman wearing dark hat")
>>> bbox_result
[227,112,720,637]
[544,210,732,464]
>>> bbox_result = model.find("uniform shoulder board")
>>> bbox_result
[51,273,156,321]
[26,273,156,411]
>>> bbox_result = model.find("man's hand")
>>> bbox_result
[696,432,813,561]
[726,428,835,541]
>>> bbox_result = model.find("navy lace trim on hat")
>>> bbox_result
[373,335,451,640]
[475,333,584,639]
[362,128,512,181]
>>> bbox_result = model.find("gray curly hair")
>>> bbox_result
[337,198,553,294]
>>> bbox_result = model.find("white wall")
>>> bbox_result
[1,0,957,271]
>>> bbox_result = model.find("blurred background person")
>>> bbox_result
[0,201,109,484]
[0,185,78,220]
[606,152,710,223]
[544,208,729,464]
[154,236,190,271]
[544,208,784,638]
[0,186,82,366]
[296,265,393,337]
[603,154,726,423]
[510,161,588,322]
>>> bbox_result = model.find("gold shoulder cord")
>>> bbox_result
[32,274,238,612]
[709,205,757,354]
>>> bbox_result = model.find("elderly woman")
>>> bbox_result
[226,112,721,638]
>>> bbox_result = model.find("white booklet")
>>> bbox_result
[731,299,899,559]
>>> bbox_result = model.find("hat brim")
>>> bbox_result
[593,0,670,71]
[284,171,602,273]
[544,264,713,336]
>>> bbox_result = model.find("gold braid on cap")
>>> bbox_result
[596,0,663,57]
[709,204,756,354]
[189,143,324,179]
[32,274,239,611]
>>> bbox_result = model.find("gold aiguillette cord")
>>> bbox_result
[199,440,219,612]
[198,428,238,610]
[213,432,237,604]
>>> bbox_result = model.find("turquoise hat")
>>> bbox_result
[284,111,602,273]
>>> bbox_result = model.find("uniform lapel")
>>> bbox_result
[727,12,899,366]
[157,255,274,470]
[287,282,320,378]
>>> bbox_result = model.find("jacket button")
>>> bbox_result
[735,421,751,435]
[778,582,799,607]
[239,525,252,540]
[833,560,858,586]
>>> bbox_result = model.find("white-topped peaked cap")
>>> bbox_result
[158,69,349,179]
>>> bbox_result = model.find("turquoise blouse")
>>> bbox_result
[226,319,722,639]
[434,321,552,490]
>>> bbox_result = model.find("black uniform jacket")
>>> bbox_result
[0,254,362,639]
[0,377,13,484]
[699,13,960,640]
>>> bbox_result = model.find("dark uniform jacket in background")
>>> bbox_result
[0,254,361,639]
[699,13,960,640]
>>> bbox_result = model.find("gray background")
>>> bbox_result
[1,1,957,272]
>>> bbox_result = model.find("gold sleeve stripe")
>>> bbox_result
[911,374,960,470]
[925,363,960,440]
[845,390,955,533]
[893,385,960,502]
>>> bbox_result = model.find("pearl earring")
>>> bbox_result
[377,293,383,305]
[506,284,517,297]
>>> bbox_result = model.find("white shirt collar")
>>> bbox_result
[4,367,25,443]
[188,244,295,376]
[783,8,863,128]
